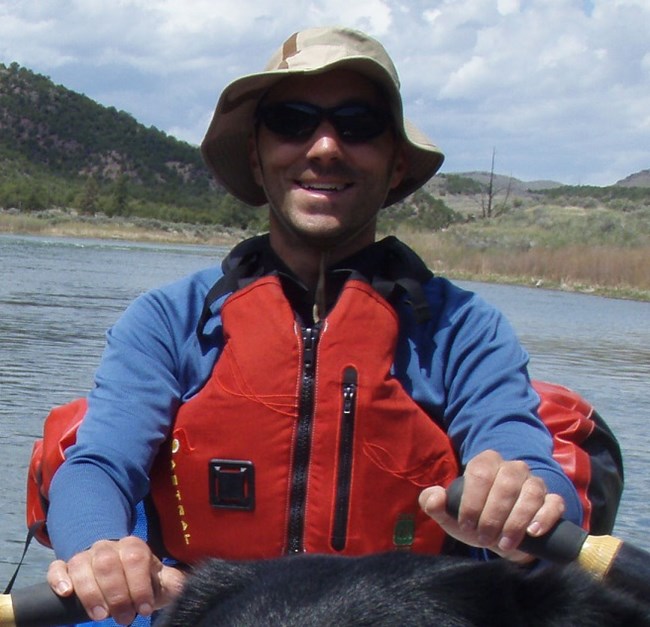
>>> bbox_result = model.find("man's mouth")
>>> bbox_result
[298,181,352,192]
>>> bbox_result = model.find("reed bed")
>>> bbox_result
[397,229,650,301]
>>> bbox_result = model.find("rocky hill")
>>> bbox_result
[446,171,562,192]
[0,62,266,227]
[0,61,647,230]
[0,63,209,186]
[616,169,650,188]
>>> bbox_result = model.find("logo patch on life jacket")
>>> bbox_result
[393,513,415,550]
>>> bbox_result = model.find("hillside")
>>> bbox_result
[0,62,263,228]
[0,61,648,235]
[616,169,650,188]
[0,63,206,184]
[423,169,650,219]
[444,172,562,192]
[0,62,459,232]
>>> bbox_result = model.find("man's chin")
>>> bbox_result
[282,216,348,246]
[271,207,376,254]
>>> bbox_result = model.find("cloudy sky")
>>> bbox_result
[1,0,648,186]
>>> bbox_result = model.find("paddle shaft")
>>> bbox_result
[0,583,88,627]
[446,476,591,564]
[445,476,649,602]
[4,478,648,624]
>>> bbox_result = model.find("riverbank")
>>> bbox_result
[0,208,246,247]
[2,208,649,302]
[395,227,650,302]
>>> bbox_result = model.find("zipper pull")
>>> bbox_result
[342,367,357,416]
[302,327,319,373]
[331,366,358,552]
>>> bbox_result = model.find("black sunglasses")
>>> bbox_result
[256,101,391,143]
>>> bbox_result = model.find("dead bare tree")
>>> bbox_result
[481,148,514,218]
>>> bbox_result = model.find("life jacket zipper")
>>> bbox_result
[287,325,320,553]
[331,366,358,551]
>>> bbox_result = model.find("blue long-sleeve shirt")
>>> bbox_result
[48,237,582,560]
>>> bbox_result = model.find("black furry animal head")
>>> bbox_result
[159,552,650,626]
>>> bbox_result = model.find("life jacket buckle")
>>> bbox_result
[209,459,255,511]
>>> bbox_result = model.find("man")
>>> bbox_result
[46,27,581,624]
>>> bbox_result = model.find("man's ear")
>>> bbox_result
[248,134,264,187]
[389,143,408,191]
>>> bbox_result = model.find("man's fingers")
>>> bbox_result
[47,559,74,597]
[420,451,567,564]
[495,476,547,551]
[419,484,471,547]
[50,537,163,625]
[118,537,158,618]
[49,555,111,621]
[459,451,512,535]
[66,547,112,621]
[526,492,566,536]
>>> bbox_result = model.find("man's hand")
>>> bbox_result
[47,536,185,625]
[419,450,565,562]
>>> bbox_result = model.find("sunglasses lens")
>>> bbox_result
[331,106,389,142]
[258,103,389,142]
[259,103,320,139]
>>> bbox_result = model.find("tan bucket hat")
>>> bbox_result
[201,26,444,208]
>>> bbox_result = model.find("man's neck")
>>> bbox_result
[269,229,376,290]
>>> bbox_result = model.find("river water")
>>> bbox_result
[1,233,649,589]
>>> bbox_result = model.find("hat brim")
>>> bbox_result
[201,58,444,208]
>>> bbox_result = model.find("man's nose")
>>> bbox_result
[305,121,345,161]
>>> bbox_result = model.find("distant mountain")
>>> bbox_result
[452,171,563,192]
[425,172,562,204]
[0,62,208,187]
[1,61,646,230]
[436,169,650,197]
[0,61,268,227]
[615,170,650,188]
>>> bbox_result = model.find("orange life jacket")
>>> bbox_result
[148,274,459,562]
[26,238,624,554]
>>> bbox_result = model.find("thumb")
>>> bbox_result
[418,485,451,523]
[154,565,186,609]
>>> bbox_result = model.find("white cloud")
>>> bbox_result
[440,56,490,99]
[0,0,648,185]
[497,0,520,16]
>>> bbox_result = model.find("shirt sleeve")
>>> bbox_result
[400,277,583,527]
[47,268,220,560]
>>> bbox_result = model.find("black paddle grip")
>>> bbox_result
[10,583,89,627]
[445,476,588,564]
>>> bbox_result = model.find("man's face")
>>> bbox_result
[250,69,406,255]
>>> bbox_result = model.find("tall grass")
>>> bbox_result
[407,234,650,292]
[390,202,650,300]
[0,211,49,233]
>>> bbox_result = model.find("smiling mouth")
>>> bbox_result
[298,181,352,192]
